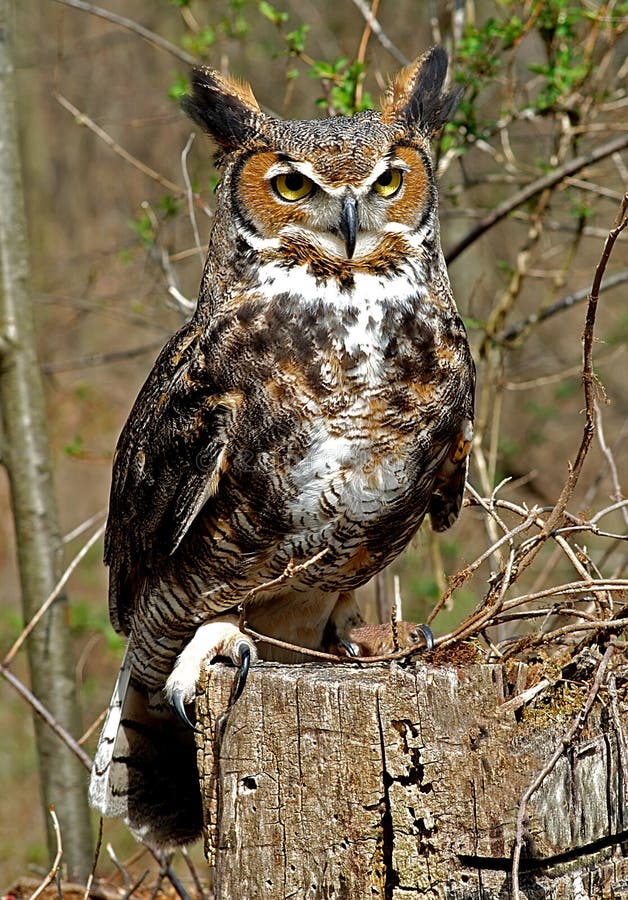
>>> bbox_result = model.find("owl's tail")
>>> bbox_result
[89,647,203,848]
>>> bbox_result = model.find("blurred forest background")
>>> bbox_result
[0,0,626,892]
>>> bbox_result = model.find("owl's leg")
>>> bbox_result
[164,615,257,728]
[323,590,365,656]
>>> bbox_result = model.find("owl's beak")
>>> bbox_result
[338,194,358,259]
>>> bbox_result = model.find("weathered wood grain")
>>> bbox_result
[195,656,628,899]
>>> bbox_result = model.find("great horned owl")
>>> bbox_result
[90,46,475,848]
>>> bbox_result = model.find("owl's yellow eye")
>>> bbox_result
[272,172,315,202]
[373,168,403,198]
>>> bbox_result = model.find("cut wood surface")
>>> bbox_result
[195,651,628,899]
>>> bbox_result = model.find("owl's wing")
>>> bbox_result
[104,321,239,634]
[428,420,473,533]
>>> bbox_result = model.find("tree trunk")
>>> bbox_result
[0,0,93,880]
[196,655,627,899]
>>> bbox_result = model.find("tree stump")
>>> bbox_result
[195,652,628,898]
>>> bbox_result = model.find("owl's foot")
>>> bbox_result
[164,617,258,728]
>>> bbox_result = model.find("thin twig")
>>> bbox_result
[63,508,107,544]
[82,817,103,900]
[238,548,330,628]
[348,0,409,64]
[242,624,433,664]
[106,843,133,890]
[79,707,108,746]
[353,0,380,108]
[181,132,204,261]
[121,871,149,900]
[50,0,197,65]
[428,505,539,625]
[446,134,628,264]
[500,269,628,342]
[514,194,628,578]
[595,397,628,527]
[0,664,93,770]
[511,641,617,899]
[29,807,63,900]
[3,523,106,666]
[181,846,208,900]
[41,341,164,374]
[54,92,190,199]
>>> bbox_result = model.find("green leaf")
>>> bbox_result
[63,435,84,458]
[259,0,288,25]
[168,72,190,102]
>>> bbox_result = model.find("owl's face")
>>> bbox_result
[233,121,434,259]
[185,48,461,262]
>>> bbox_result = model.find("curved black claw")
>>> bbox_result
[232,643,251,704]
[417,624,435,651]
[341,638,359,657]
[172,689,196,730]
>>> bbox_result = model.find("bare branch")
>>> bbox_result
[82,818,103,900]
[55,93,194,201]
[595,397,628,527]
[41,340,164,374]
[3,523,106,667]
[348,0,409,64]
[501,268,628,342]
[63,508,107,545]
[0,664,93,770]
[29,807,64,900]
[50,0,197,66]
[514,194,628,577]
[445,134,628,264]
[181,132,205,261]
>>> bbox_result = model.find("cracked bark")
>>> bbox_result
[196,660,628,899]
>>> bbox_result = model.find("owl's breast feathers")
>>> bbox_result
[106,264,474,630]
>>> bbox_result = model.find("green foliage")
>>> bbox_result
[129,212,155,248]
[529,52,589,112]
[63,435,84,458]
[168,72,190,101]
[285,24,309,56]
[310,58,372,115]
[158,194,181,217]
[453,11,526,136]
[219,0,251,39]
[258,0,288,26]
[182,24,216,57]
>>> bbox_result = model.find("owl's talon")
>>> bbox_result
[341,638,360,657]
[232,643,251,703]
[172,689,196,730]
[416,624,434,651]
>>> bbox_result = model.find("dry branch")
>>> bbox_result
[445,135,628,264]
[29,807,64,900]
[50,0,197,65]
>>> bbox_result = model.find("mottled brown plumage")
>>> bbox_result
[90,46,475,848]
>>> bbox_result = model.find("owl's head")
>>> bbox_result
[184,48,461,262]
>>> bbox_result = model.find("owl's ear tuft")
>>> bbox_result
[381,47,463,137]
[183,67,265,151]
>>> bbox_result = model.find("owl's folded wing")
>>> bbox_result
[104,321,239,634]
[428,418,474,533]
